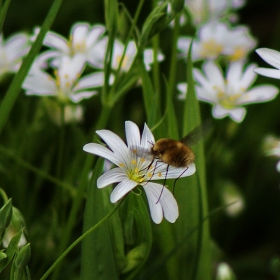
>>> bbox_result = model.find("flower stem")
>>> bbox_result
[39,199,125,280]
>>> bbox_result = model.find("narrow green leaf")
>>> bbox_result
[0,0,63,135]
[80,158,119,280]
[0,230,23,273]
[0,198,12,235]
[122,193,153,280]
[139,60,158,127]
[175,41,211,280]
[0,0,11,31]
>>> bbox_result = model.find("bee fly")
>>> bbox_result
[132,120,211,203]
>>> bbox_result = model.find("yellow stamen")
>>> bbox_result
[200,39,223,58]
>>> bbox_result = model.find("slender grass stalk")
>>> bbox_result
[191,172,204,280]
[0,0,11,31]
[0,0,63,135]
[56,104,65,179]
[0,145,76,196]
[39,199,125,280]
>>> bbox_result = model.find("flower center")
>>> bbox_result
[69,36,87,55]
[215,85,242,109]
[200,39,223,58]
[116,54,131,71]
[122,158,155,184]
[228,47,246,61]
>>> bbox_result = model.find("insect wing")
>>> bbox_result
[130,145,154,161]
[180,119,212,146]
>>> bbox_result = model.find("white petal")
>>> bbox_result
[195,86,217,104]
[256,48,280,70]
[44,32,69,53]
[125,121,141,148]
[143,182,179,224]
[238,85,278,105]
[83,143,120,166]
[110,179,137,203]
[150,162,196,180]
[97,167,127,188]
[203,61,225,88]
[74,72,104,90]
[71,23,90,46]
[96,130,131,167]
[141,123,155,148]
[239,63,257,89]
[212,105,231,119]
[86,24,106,47]
[69,90,97,103]
[177,83,187,95]
[228,107,246,122]
[254,67,280,79]
[213,105,246,122]
[177,37,191,55]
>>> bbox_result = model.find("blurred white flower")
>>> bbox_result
[263,135,280,172]
[23,54,104,103]
[43,98,84,125]
[178,21,256,62]
[221,182,245,217]
[216,262,236,280]
[111,40,164,72]
[192,61,278,122]
[0,32,30,80]
[177,83,188,100]
[83,121,196,224]
[254,48,280,79]
[185,0,245,25]
[43,22,107,68]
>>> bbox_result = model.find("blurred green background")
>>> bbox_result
[2,0,280,279]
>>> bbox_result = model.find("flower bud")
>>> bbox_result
[15,243,31,269]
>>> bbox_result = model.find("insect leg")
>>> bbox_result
[172,166,189,195]
[156,164,169,204]
[142,159,160,186]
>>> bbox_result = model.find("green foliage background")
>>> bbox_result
[1,0,280,279]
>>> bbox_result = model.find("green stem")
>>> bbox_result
[51,104,112,280]
[56,104,65,179]
[151,0,161,108]
[39,199,125,280]
[191,173,204,280]
[168,15,180,96]
[0,145,76,196]
[107,0,145,102]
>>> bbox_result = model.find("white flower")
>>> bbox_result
[0,32,30,79]
[193,61,279,122]
[111,40,164,72]
[23,54,104,103]
[178,21,256,62]
[254,48,280,79]
[83,121,196,224]
[43,22,107,68]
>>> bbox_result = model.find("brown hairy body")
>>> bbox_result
[151,138,195,168]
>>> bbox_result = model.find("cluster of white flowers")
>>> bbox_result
[18,22,164,124]
[176,0,279,123]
